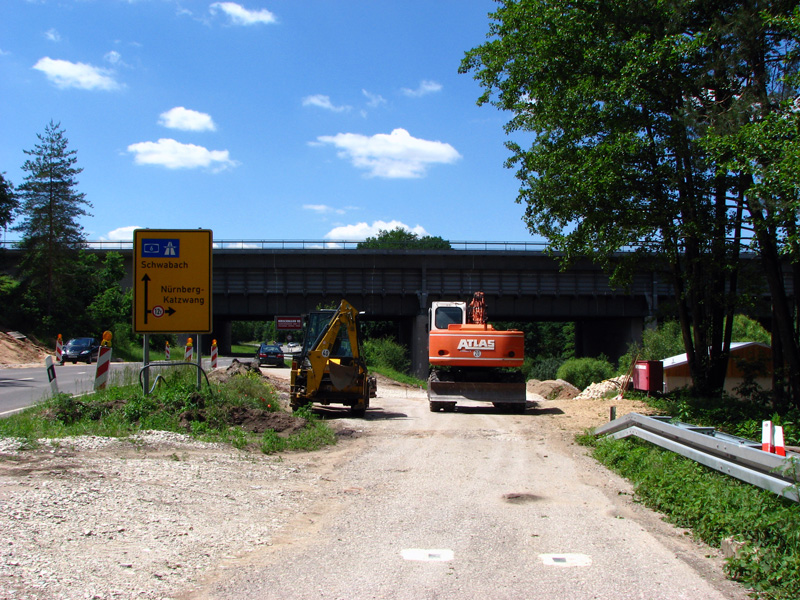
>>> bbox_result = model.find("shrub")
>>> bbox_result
[524,356,563,381]
[556,357,614,391]
[362,337,410,373]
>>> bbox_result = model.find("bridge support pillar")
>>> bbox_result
[212,320,233,356]
[575,317,644,363]
[411,313,429,380]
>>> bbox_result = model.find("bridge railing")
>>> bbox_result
[0,239,552,251]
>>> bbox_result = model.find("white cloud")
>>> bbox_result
[402,80,443,97]
[363,89,386,108]
[104,50,122,65]
[314,128,461,178]
[33,57,121,91]
[44,28,61,42]
[210,2,277,26]
[127,138,236,171]
[101,226,142,241]
[303,204,355,215]
[302,94,351,112]
[324,220,428,241]
[159,107,217,132]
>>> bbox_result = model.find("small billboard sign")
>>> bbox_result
[276,316,303,330]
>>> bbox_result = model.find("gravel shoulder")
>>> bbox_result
[0,371,745,600]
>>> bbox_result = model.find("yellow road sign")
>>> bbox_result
[133,229,213,333]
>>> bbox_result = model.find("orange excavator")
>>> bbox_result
[428,292,527,412]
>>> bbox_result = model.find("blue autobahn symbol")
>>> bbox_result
[141,239,180,258]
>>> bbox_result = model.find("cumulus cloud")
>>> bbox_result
[210,2,277,25]
[314,128,461,178]
[159,107,217,132]
[324,220,429,241]
[402,80,442,97]
[101,226,142,241]
[33,57,121,91]
[302,94,351,112]
[127,138,236,171]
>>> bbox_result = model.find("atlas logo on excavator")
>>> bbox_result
[456,338,496,351]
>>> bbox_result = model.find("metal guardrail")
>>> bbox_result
[594,413,799,502]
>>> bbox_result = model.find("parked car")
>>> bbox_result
[61,337,99,364]
[256,343,285,367]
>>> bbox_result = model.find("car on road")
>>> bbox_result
[256,343,285,367]
[61,337,99,364]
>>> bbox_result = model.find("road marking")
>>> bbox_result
[539,553,592,567]
[401,549,454,562]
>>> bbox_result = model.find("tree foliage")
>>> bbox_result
[13,121,93,329]
[461,1,800,406]
[0,172,17,231]
[357,227,451,249]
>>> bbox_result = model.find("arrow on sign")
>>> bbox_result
[142,274,151,324]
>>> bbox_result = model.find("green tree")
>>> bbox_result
[460,0,798,402]
[14,121,93,331]
[0,172,17,232]
[357,227,451,249]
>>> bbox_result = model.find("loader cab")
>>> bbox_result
[429,301,467,331]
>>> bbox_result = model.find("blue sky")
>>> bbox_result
[1,0,537,245]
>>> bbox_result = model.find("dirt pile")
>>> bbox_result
[0,331,51,366]
[526,378,580,400]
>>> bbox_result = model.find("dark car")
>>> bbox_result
[62,337,99,364]
[256,343,285,367]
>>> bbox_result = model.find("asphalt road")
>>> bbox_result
[184,385,748,600]
[0,357,240,417]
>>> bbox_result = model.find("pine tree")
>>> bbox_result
[15,121,93,327]
[0,172,17,232]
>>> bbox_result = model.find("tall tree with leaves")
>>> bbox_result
[14,121,93,330]
[0,172,18,232]
[461,0,799,402]
[357,227,451,249]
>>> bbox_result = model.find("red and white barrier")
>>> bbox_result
[55,334,63,364]
[185,338,193,362]
[210,339,218,369]
[94,331,113,391]
[165,341,171,360]
[94,346,112,390]
[762,420,786,456]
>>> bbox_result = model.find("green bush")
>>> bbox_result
[362,337,410,373]
[556,357,614,391]
[524,356,563,381]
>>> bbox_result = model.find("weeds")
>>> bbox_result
[0,369,335,455]
[588,436,800,599]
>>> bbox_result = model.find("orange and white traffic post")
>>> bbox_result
[210,339,218,369]
[762,420,786,456]
[94,331,113,391]
[165,341,171,361]
[185,337,194,362]
[55,334,64,365]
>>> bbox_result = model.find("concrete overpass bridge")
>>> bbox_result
[129,241,677,377]
[2,240,779,378]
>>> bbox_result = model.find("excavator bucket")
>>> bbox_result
[328,360,359,390]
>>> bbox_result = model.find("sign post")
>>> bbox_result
[133,229,213,334]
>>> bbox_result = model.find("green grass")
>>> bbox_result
[585,435,800,599]
[368,364,426,388]
[0,369,335,455]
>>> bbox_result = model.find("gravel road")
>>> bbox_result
[0,373,749,600]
